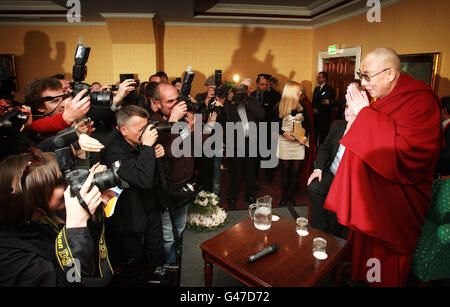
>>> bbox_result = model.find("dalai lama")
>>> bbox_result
[324,47,442,286]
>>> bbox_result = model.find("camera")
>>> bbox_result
[0,109,28,135]
[53,126,129,204]
[231,84,249,105]
[70,37,113,107]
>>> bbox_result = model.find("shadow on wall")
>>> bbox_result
[223,26,280,91]
[15,30,66,95]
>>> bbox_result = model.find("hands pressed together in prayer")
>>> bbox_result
[345,83,370,118]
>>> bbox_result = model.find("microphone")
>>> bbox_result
[247,244,279,264]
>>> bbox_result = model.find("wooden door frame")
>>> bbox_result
[317,46,362,79]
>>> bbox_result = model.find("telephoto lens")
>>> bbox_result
[90,91,113,107]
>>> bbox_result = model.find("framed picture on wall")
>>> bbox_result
[0,54,17,89]
[399,53,440,92]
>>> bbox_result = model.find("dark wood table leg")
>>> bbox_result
[204,261,213,287]
[334,261,343,286]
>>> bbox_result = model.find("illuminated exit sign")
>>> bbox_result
[328,45,337,54]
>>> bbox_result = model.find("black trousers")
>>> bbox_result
[227,136,257,201]
[106,208,164,285]
[307,169,347,238]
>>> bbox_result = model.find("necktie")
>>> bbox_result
[258,92,263,104]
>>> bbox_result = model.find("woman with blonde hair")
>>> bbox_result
[277,81,312,207]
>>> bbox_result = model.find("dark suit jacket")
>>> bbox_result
[312,84,335,115]
[250,90,279,122]
[435,123,450,176]
[102,129,157,233]
[313,119,347,171]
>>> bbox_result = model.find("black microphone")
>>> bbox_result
[247,243,279,264]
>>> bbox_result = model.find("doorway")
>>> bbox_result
[317,46,361,121]
[323,56,356,121]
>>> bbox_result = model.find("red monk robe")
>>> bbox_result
[324,73,442,286]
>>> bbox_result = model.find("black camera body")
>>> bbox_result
[0,109,28,135]
[231,84,249,105]
[65,161,126,196]
[71,39,113,107]
[148,120,174,135]
[53,126,129,204]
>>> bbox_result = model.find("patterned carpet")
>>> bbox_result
[218,161,311,212]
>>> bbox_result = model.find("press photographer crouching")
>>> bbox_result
[0,150,112,286]
[102,105,166,286]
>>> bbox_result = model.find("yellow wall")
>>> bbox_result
[312,0,450,97]
[0,18,158,97]
[0,0,449,100]
[163,26,313,96]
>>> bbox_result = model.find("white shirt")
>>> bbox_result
[314,127,349,176]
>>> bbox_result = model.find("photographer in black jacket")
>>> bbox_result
[102,105,165,285]
[224,82,265,209]
[0,150,111,286]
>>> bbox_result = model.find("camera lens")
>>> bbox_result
[155,122,174,134]
[93,169,119,191]
[90,91,113,107]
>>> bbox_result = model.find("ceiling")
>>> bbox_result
[0,0,404,28]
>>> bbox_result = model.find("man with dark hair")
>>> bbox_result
[51,74,71,94]
[312,71,335,145]
[435,96,450,176]
[149,74,162,84]
[250,73,279,183]
[155,71,168,83]
[102,104,165,284]
[24,77,90,135]
[171,78,182,94]
[194,75,216,105]
[225,82,265,208]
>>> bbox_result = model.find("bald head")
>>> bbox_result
[364,47,401,73]
[359,47,402,98]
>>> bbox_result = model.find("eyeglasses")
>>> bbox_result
[20,149,43,187]
[357,68,391,82]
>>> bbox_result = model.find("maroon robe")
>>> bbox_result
[324,73,442,286]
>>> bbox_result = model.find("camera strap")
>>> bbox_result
[55,222,114,286]
[237,104,250,137]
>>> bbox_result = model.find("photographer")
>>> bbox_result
[0,150,111,286]
[151,83,197,264]
[195,86,226,197]
[194,75,216,105]
[224,83,265,209]
[0,77,35,160]
[102,105,165,285]
[24,77,91,136]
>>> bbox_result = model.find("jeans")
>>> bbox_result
[212,156,222,195]
[160,205,188,264]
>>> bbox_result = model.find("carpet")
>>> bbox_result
[217,161,311,211]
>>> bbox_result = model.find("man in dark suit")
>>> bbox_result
[312,72,335,146]
[225,83,265,209]
[250,74,279,182]
[102,105,166,284]
[307,102,354,238]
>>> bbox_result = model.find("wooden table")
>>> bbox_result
[199,214,350,287]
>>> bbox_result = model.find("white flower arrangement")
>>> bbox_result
[187,190,228,232]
